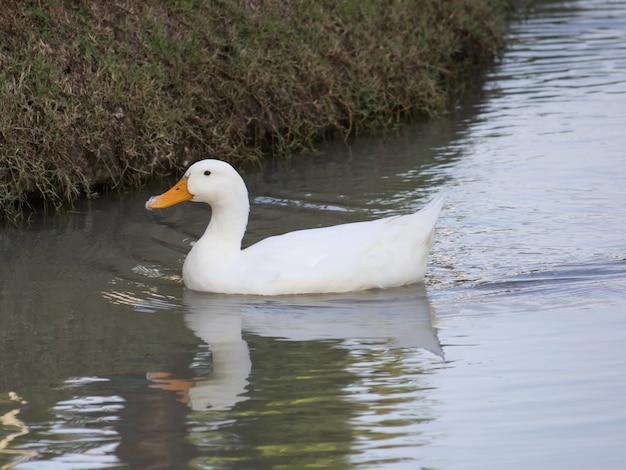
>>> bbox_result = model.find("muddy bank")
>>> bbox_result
[0,0,510,221]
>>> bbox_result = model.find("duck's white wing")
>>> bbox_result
[240,195,444,294]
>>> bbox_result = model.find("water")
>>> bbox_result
[2,0,626,468]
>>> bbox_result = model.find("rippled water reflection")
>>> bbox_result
[2,0,626,468]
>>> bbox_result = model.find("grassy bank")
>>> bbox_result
[0,0,510,221]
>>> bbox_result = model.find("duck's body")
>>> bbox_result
[147,159,444,295]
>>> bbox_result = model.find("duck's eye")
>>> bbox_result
[204,170,211,176]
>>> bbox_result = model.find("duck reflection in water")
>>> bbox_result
[147,286,442,412]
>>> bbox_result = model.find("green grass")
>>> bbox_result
[0,0,511,221]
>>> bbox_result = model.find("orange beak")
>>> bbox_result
[146,177,193,209]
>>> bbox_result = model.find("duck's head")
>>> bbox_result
[146,159,248,210]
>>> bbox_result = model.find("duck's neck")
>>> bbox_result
[201,197,250,253]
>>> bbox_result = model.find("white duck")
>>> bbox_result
[146,159,444,295]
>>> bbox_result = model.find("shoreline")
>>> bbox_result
[0,0,512,221]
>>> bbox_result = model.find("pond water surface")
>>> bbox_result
[2,0,626,468]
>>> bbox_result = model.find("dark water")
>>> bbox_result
[2,0,626,468]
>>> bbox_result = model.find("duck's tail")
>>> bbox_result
[417,193,445,228]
